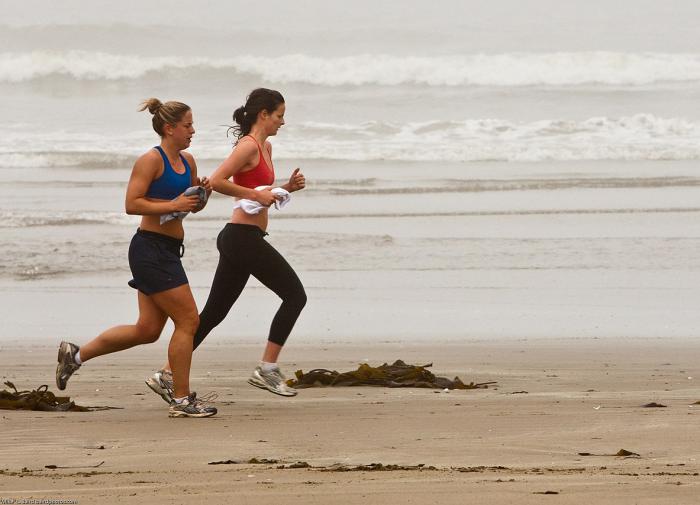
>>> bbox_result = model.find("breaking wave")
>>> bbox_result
[2,114,699,165]
[3,51,700,87]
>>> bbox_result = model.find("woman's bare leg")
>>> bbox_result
[149,284,199,399]
[79,291,168,362]
[161,340,283,374]
[261,341,283,363]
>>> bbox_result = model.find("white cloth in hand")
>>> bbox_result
[233,186,291,215]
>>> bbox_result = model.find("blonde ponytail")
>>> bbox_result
[139,98,190,136]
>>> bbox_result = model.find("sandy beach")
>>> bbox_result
[1,338,699,504]
[4,1,700,503]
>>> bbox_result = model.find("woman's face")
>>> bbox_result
[167,110,195,149]
[262,103,285,136]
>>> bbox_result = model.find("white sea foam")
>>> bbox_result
[0,210,136,228]
[3,51,700,87]
[283,115,700,161]
[2,114,699,165]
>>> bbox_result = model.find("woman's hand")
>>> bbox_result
[198,176,213,196]
[285,168,306,192]
[253,188,279,207]
[172,191,202,212]
[190,177,211,212]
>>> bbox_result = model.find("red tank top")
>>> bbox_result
[233,136,275,188]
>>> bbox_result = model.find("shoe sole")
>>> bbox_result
[168,410,217,418]
[247,377,297,397]
[145,378,174,404]
[56,342,73,391]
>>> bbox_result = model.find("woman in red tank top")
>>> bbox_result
[232,134,275,188]
[148,88,307,399]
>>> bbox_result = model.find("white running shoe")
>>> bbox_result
[248,366,298,397]
[168,392,217,418]
[56,341,81,390]
[145,369,174,404]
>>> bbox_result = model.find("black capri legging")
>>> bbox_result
[193,223,306,349]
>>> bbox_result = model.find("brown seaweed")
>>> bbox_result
[641,402,667,408]
[577,449,641,458]
[277,462,437,471]
[247,458,279,464]
[278,462,312,469]
[0,381,89,412]
[286,360,495,390]
[320,463,437,472]
[45,461,105,470]
[615,449,641,457]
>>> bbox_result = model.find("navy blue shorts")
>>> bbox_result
[128,229,188,295]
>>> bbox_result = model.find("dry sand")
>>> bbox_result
[1,338,699,504]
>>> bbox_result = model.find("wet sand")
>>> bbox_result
[1,338,699,504]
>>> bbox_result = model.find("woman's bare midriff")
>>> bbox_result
[231,205,269,232]
[138,202,186,239]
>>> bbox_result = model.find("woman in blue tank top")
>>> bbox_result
[55,98,217,418]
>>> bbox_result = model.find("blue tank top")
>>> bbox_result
[145,146,191,200]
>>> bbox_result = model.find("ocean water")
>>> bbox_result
[2,0,700,340]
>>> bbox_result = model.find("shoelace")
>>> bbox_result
[264,368,285,381]
[186,392,218,409]
[197,391,218,403]
[272,370,293,387]
[162,371,216,404]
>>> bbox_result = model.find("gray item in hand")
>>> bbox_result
[159,186,208,225]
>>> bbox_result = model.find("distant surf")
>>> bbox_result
[3,114,699,166]
[3,51,700,87]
